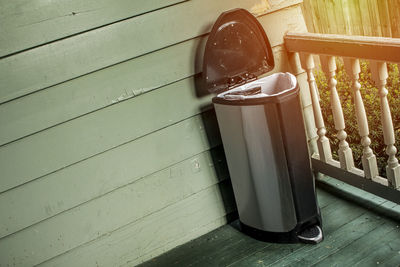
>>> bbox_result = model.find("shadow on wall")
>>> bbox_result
[193,22,210,98]
[193,21,239,222]
[199,107,238,223]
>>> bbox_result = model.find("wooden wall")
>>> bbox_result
[0,0,310,266]
[302,0,400,37]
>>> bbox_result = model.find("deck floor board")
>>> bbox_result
[139,186,400,267]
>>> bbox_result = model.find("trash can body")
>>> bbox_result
[203,8,322,243]
[213,73,321,242]
[214,102,298,233]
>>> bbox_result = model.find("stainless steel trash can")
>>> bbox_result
[202,8,323,243]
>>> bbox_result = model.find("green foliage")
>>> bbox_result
[315,60,400,177]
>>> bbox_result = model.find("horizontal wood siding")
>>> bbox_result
[0,0,307,265]
[0,0,186,57]
[0,0,301,104]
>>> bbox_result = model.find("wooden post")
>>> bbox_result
[320,55,355,170]
[300,53,333,163]
[343,58,379,180]
[370,61,400,189]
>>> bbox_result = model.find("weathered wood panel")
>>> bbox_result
[0,0,185,57]
[303,0,400,37]
[0,147,228,266]
[0,0,309,265]
[0,37,203,146]
[378,0,393,37]
[41,181,235,267]
[0,5,306,146]
[360,0,381,36]
[0,45,289,194]
[0,77,210,193]
[388,0,400,37]
[348,0,363,35]
[0,113,223,238]
[285,32,400,62]
[137,183,400,267]
[0,0,303,58]
[0,0,264,104]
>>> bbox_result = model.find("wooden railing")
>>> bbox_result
[284,32,400,204]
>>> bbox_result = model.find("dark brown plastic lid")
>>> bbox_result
[203,8,275,93]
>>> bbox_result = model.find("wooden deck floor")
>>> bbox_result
[139,179,400,267]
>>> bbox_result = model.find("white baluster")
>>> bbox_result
[288,52,319,156]
[370,61,400,189]
[343,58,379,179]
[320,56,355,170]
[300,53,333,163]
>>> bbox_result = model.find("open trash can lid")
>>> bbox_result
[203,8,274,94]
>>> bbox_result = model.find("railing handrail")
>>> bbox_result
[285,32,400,63]
[284,32,400,203]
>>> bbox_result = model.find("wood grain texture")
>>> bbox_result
[0,0,303,58]
[270,214,387,266]
[285,32,400,62]
[312,158,400,204]
[314,222,398,266]
[302,0,400,37]
[0,147,230,266]
[300,0,316,32]
[139,186,400,267]
[377,0,392,37]
[0,1,309,265]
[317,176,400,220]
[0,77,211,193]
[0,0,185,57]
[0,36,204,146]
[0,5,305,146]
[0,112,223,238]
[0,0,265,104]
[40,181,235,267]
[0,45,290,194]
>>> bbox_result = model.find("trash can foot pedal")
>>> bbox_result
[297,225,323,244]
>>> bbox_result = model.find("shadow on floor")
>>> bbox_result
[139,185,400,267]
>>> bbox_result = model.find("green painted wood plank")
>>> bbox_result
[143,189,370,267]
[317,176,400,221]
[268,188,399,267]
[0,77,211,193]
[319,197,367,234]
[173,222,271,267]
[2,0,303,58]
[0,0,267,104]
[316,188,341,209]
[0,112,223,238]
[138,187,400,267]
[353,237,400,266]
[139,221,273,267]
[130,215,236,267]
[227,195,367,266]
[0,37,203,146]
[381,247,400,267]
[0,145,230,266]
[0,45,290,194]
[41,181,236,267]
[272,213,387,266]
[140,223,245,267]
[229,242,304,266]
[0,0,185,57]
[0,2,304,146]
[195,233,272,267]
[313,222,399,266]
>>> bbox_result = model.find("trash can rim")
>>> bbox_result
[212,72,299,106]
